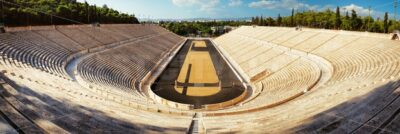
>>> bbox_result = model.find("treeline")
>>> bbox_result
[159,20,250,36]
[252,7,398,33]
[0,0,139,26]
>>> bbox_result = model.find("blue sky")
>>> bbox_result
[77,0,397,20]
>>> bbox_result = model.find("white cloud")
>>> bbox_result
[201,0,220,12]
[343,4,372,16]
[318,5,334,11]
[229,0,242,7]
[171,0,198,6]
[249,0,314,10]
[341,4,389,18]
[248,0,277,9]
[171,0,220,13]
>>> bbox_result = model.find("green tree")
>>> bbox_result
[255,16,260,25]
[277,14,282,26]
[362,16,374,31]
[295,12,305,26]
[259,16,264,26]
[84,1,89,23]
[56,5,70,24]
[350,10,362,30]
[266,17,275,26]
[384,12,389,33]
[290,8,294,26]
[310,12,317,27]
[370,20,383,32]
[335,6,341,29]
[322,9,334,29]
[1,0,138,26]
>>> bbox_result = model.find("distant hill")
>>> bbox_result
[0,0,139,26]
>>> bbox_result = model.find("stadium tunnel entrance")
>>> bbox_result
[151,39,246,108]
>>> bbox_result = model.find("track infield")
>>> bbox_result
[175,41,220,96]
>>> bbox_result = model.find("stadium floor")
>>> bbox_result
[152,39,245,106]
[175,40,220,96]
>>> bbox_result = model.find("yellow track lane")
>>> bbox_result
[175,41,220,96]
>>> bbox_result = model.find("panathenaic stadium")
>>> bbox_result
[0,24,399,134]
